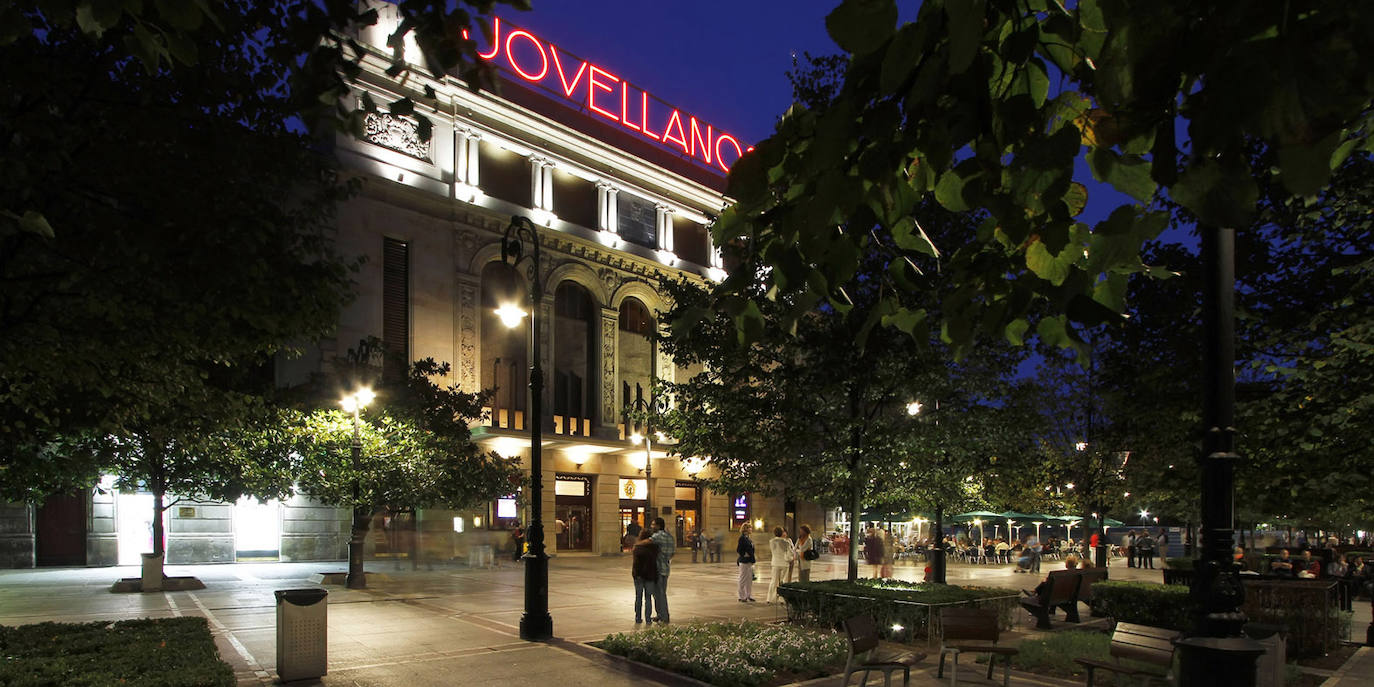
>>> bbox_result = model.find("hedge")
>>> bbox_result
[777,579,1019,641]
[0,617,235,687]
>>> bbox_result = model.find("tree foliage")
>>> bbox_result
[703,0,1374,358]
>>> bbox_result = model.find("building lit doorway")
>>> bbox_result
[234,497,281,561]
[115,491,160,566]
[554,475,592,551]
[674,481,700,547]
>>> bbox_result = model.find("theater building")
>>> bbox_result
[0,7,827,568]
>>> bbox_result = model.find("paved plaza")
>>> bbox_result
[1,554,1370,686]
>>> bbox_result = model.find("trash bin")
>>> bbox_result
[275,588,328,681]
[1243,623,1287,687]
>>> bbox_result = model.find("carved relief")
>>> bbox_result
[458,283,478,392]
[601,313,617,423]
[363,112,431,160]
[599,267,620,298]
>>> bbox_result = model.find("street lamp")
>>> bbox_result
[340,387,375,590]
[624,396,665,524]
[498,215,553,641]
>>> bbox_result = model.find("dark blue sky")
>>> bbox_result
[499,2,1174,241]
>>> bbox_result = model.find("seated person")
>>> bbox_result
[1270,549,1296,577]
[1297,549,1321,578]
[1232,546,1247,570]
[1025,554,1080,596]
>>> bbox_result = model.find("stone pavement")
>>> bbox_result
[0,554,1369,686]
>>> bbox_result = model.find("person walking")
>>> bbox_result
[631,529,658,623]
[797,524,818,583]
[863,527,885,578]
[649,517,675,623]
[710,528,724,563]
[1126,530,1137,568]
[737,524,757,602]
[766,526,796,603]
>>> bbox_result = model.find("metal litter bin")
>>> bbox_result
[275,588,328,681]
[1244,623,1287,687]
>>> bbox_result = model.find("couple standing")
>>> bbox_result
[630,517,675,624]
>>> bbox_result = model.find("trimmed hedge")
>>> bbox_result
[0,617,234,687]
[1089,581,1194,631]
[777,579,1019,641]
[597,620,846,687]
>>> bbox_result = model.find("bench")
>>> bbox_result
[1019,569,1081,629]
[840,615,925,687]
[1074,622,1180,686]
[937,607,1019,687]
[1077,568,1108,616]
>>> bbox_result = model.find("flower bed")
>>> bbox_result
[595,620,847,687]
[0,617,234,686]
[776,579,1020,642]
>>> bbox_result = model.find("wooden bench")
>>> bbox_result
[1077,568,1108,617]
[1074,622,1180,686]
[937,607,1019,687]
[1019,569,1081,629]
[840,615,925,687]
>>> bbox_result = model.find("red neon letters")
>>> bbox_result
[462,18,743,173]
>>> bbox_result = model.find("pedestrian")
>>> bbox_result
[1328,554,1351,611]
[710,528,724,563]
[1025,534,1042,573]
[510,524,525,562]
[649,517,675,623]
[631,529,658,623]
[1137,530,1155,569]
[1126,530,1136,568]
[863,527,885,578]
[797,524,818,583]
[737,523,757,602]
[568,514,580,548]
[766,526,796,603]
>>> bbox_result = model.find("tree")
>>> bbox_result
[281,342,522,588]
[705,0,1374,357]
[0,0,522,500]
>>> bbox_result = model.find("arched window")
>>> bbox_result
[553,281,596,435]
[481,261,527,429]
[618,297,655,434]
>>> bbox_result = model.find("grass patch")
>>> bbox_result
[595,620,847,687]
[0,617,234,687]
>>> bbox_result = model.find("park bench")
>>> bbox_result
[840,615,925,687]
[1077,568,1108,616]
[1073,622,1180,686]
[1019,569,1081,629]
[936,607,1019,687]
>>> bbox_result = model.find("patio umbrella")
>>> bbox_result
[950,510,1002,523]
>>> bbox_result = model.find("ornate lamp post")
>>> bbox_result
[497,215,553,641]
[623,395,664,523]
[340,387,375,590]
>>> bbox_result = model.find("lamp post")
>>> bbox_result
[498,215,553,641]
[623,395,663,524]
[340,387,375,590]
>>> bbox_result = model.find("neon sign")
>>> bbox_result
[463,18,746,173]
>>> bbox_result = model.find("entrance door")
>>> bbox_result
[555,504,592,551]
[35,492,86,567]
[619,504,646,548]
[116,492,158,566]
[675,509,698,547]
[234,497,281,561]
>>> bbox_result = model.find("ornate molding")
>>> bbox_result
[457,283,478,393]
[601,313,617,424]
[363,112,431,160]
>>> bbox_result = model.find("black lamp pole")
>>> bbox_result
[1177,224,1262,685]
[503,216,553,641]
[624,396,657,522]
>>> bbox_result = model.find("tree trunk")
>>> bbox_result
[847,477,861,583]
[932,505,946,583]
[347,505,371,589]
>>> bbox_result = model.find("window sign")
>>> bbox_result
[617,192,657,248]
[618,478,647,500]
[732,493,750,527]
[496,497,518,518]
[555,477,588,497]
